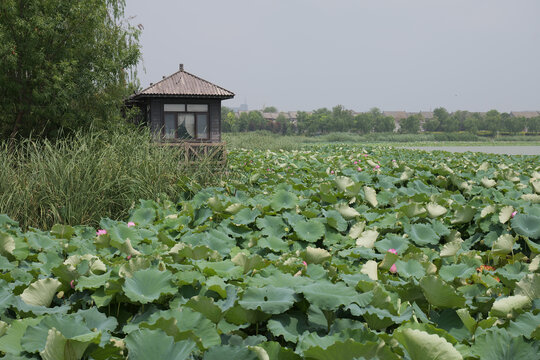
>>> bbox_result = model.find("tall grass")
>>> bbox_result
[0,127,226,229]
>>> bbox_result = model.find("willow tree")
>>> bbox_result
[0,0,140,139]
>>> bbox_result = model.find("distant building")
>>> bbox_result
[383,111,409,132]
[510,111,540,118]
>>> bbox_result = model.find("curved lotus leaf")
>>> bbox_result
[39,328,99,360]
[267,313,310,343]
[481,177,496,188]
[75,271,111,291]
[257,236,289,252]
[300,281,357,310]
[239,286,297,314]
[499,206,514,224]
[129,207,156,226]
[122,268,176,304]
[375,234,409,254]
[348,221,366,239]
[393,328,462,360]
[270,190,297,212]
[293,220,325,243]
[420,276,465,308]
[481,205,496,218]
[408,224,439,246]
[492,234,515,255]
[471,328,539,360]
[323,210,348,232]
[335,204,360,219]
[255,342,302,360]
[203,345,258,360]
[356,230,378,248]
[0,318,41,355]
[335,176,354,192]
[506,312,540,339]
[511,214,540,239]
[232,208,261,226]
[514,274,540,301]
[438,264,475,282]
[395,260,426,279]
[303,339,391,360]
[363,186,378,208]
[426,203,447,218]
[490,295,531,318]
[256,216,288,238]
[125,328,196,360]
[20,278,61,307]
[451,206,475,224]
[521,193,540,203]
[304,247,331,264]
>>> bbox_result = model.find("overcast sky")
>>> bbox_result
[126,0,540,113]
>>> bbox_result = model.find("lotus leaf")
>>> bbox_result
[122,268,176,304]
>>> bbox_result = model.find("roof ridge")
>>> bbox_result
[137,68,234,96]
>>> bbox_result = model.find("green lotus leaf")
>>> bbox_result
[76,307,118,346]
[514,273,540,301]
[75,271,111,291]
[456,308,476,335]
[125,328,196,360]
[323,210,348,232]
[0,318,42,355]
[257,215,288,238]
[232,208,261,225]
[122,268,176,304]
[128,207,156,226]
[21,314,97,354]
[506,312,540,339]
[203,345,258,360]
[401,203,426,218]
[0,231,28,260]
[481,204,496,218]
[184,296,222,324]
[451,206,475,224]
[300,281,357,310]
[40,327,99,360]
[238,286,297,314]
[267,312,310,343]
[258,236,289,252]
[511,214,540,239]
[492,234,515,255]
[20,278,61,307]
[271,190,297,211]
[395,259,426,279]
[438,264,475,282]
[255,341,302,360]
[294,219,325,243]
[231,252,267,274]
[196,260,243,279]
[393,328,462,360]
[182,230,236,256]
[408,224,439,245]
[420,276,465,308]
[440,239,463,257]
[303,339,393,360]
[490,295,531,318]
[374,234,409,254]
[470,328,539,360]
[50,224,75,239]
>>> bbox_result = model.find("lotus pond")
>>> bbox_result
[0,145,539,359]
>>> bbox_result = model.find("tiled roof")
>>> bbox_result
[420,111,434,119]
[133,66,234,99]
[383,111,409,120]
[510,111,539,118]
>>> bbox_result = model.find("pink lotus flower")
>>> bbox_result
[70,280,75,289]
[511,211,517,218]
[127,222,135,227]
[330,170,334,174]
[357,167,362,171]
[392,159,396,162]
[267,168,271,172]
[363,154,368,157]
[96,229,107,236]
[354,160,358,164]
[127,255,132,260]
[388,248,397,273]
[302,261,307,267]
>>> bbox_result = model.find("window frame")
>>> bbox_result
[162,103,210,141]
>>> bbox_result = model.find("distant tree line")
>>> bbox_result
[222,106,540,136]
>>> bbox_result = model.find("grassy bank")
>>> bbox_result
[224,131,540,150]
[0,128,227,229]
